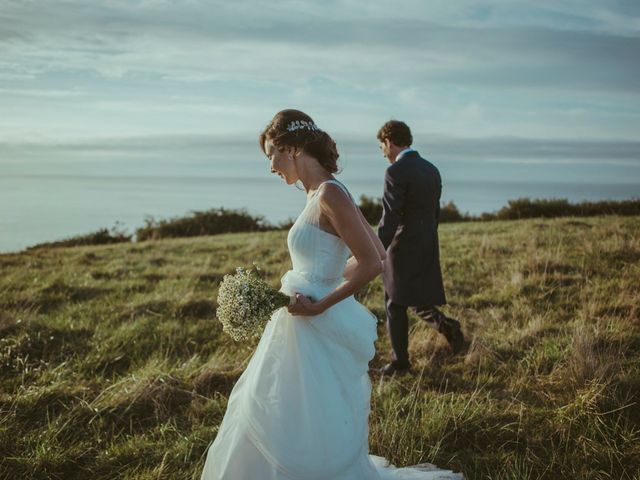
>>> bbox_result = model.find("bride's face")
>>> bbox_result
[264,139,298,185]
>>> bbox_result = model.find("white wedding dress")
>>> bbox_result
[201,179,464,479]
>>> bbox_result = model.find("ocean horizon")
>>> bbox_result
[2,140,638,254]
[0,136,640,252]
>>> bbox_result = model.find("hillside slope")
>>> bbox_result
[1,217,638,479]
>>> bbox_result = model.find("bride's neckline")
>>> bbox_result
[299,179,348,240]
[306,178,338,200]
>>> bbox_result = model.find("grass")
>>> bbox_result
[0,217,639,479]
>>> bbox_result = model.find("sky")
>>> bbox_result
[1,0,639,171]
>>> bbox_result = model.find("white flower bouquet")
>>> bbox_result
[216,266,292,341]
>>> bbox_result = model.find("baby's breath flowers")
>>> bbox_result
[216,266,292,341]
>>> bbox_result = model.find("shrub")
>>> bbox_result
[358,195,383,225]
[27,222,131,250]
[135,208,269,241]
[495,198,640,220]
[439,201,469,223]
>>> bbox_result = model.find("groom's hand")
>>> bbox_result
[288,293,323,316]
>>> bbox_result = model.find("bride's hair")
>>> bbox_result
[259,109,340,174]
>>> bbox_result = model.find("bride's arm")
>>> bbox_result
[343,256,358,281]
[289,184,385,316]
[343,207,386,280]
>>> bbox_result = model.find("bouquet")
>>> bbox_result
[216,266,292,341]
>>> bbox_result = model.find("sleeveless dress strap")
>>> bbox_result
[320,179,354,202]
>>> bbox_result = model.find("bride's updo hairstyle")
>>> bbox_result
[259,109,340,174]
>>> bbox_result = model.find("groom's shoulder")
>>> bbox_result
[413,152,440,174]
[411,150,432,165]
[386,151,420,176]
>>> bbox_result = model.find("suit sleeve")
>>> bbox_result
[435,167,442,224]
[377,166,407,250]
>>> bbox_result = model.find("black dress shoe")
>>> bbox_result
[438,316,465,355]
[417,307,466,355]
[374,362,411,376]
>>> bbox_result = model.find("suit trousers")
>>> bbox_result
[384,293,440,367]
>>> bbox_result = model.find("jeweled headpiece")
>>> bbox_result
[286,120,319,132]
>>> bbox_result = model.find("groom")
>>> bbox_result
[374,120,464,376]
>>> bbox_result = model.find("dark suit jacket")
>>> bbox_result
[377,150,446,306]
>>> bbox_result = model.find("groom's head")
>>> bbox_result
[377,120,413,164]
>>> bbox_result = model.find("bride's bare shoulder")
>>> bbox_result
[317,182,355,215]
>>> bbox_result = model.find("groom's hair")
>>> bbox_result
[377,120,413,147]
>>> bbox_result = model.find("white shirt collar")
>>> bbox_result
[396,147,415,162]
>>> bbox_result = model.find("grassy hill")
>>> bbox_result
[1,217,639,479]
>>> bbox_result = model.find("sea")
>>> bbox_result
[1,140,638,254]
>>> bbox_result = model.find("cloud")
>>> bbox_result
[0,87,85,98]
[0,1,638,147]
[421,135,640,163]
[2,133,638,165]
[1,1,639,93]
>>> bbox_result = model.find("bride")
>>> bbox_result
[200,109,464,479]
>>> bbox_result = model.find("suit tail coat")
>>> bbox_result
[377,150,446,306]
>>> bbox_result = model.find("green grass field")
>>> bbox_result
[1,216,639,479]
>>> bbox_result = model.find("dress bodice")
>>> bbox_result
[286,180,352,283]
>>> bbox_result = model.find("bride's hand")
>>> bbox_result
[288,293,324,316]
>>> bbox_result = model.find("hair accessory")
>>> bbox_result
[286,120,319,132]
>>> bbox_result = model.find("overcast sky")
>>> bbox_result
[1,0,639,164]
